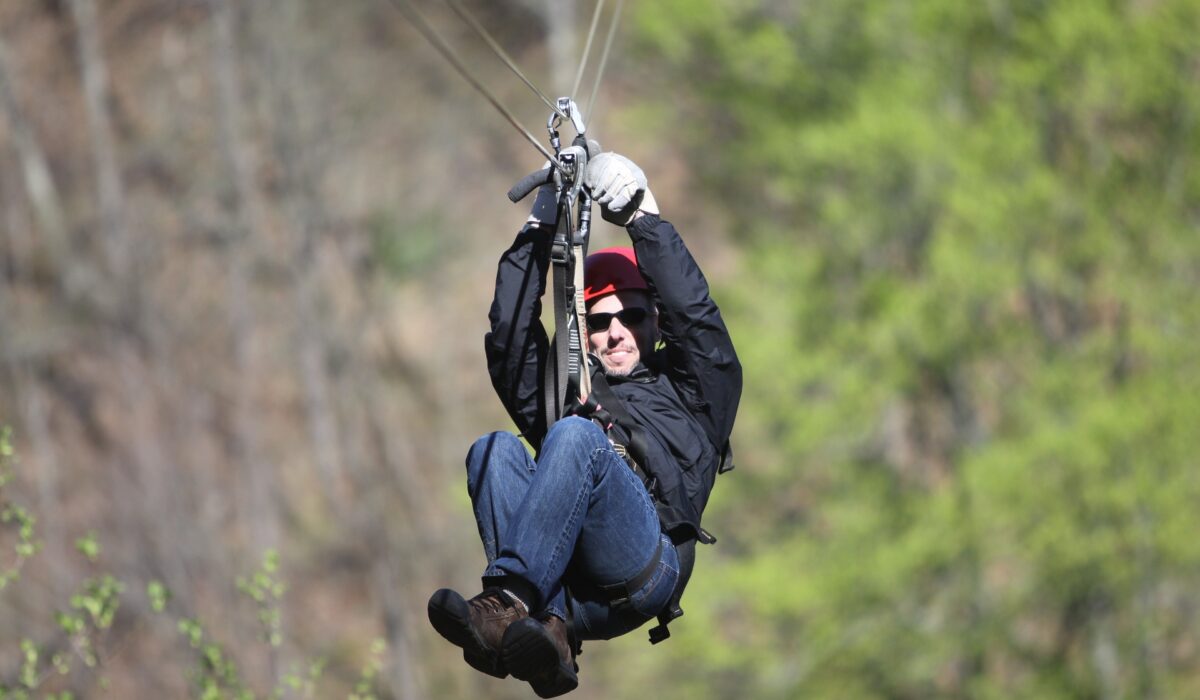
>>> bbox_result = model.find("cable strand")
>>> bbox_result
[571,0,606,102]
[442,0,568,121]
[583,0,624,124]
[385,0,563,170]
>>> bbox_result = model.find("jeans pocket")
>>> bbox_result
[628,536,680,618]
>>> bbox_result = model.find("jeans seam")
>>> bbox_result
[537,446,601,596]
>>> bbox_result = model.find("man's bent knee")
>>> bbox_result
[540,417,616,480]
[465,432,531,484]
[543,416,608,448]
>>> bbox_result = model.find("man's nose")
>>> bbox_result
[607,318,630,341]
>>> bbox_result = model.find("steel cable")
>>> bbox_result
[384,0,563,170]
[442,0,568,122]
[571,0,606,102]
[583,0,624,124]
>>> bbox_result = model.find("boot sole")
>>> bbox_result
[427,589,508,679]
[501,618,578,698]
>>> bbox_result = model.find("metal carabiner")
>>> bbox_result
[546,97,587,157]
[547,98,591,200]
[557,97,587,138]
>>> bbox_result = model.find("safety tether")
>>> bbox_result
[536,98,594,430]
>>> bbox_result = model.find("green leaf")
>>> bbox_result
[74,532,100,562]
[147,580,170,613]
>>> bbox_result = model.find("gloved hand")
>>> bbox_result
[584,152,659,226]
[525,167,558,229]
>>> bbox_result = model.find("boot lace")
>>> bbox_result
[472,587,526,615]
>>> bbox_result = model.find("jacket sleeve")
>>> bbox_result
[485,225,552,447]
[627,214,742,448]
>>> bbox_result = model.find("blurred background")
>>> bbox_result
[1,0,1198,697]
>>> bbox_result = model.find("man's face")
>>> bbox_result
[585,290,658,376]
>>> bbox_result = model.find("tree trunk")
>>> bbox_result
[67,0,130,285]
[70,0,193,613]
[0,35,72,288]
[257,0,346,515]
[210,0,279,556]
[543,0,577,96]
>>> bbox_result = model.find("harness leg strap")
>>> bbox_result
[597,538,663,608]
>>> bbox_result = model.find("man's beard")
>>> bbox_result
[604,361,635,377]
[599,348,638,376]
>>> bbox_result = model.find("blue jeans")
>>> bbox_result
[466,417,680,641]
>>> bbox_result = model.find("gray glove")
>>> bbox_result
[584,152,659,226]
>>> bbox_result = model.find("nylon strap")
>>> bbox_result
[543,147,593,433]
[545,196,575,434]
[574,536,662,608]
[587,370,649,473]
[572,210,593,399]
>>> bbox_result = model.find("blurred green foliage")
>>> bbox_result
[367,209,450,282]
[0,429,382,699]
[0,427,40,592]
[237,548,286,648]
[617,0,1200,697]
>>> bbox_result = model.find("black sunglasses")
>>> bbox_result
[585,307,650,332]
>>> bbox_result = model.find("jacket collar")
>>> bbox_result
[588,350,662,384]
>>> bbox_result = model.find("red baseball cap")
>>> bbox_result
[584,247,649,302]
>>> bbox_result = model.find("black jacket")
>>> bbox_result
[485,214,742,545]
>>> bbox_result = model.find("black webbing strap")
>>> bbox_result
[540,136,598,438]
[543,198,575,434]
[586,371,650,472]
[605,537,661,607]
[573,537,663,608]
[648,540,693,644]
[574,393,613,431]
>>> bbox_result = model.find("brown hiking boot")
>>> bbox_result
[428,587,529,678]
[501,614,579,698]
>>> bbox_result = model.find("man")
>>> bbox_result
[428,152,741,697]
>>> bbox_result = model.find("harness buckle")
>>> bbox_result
[593,579,632,610]
[551,236,571,266]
